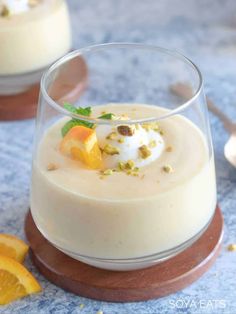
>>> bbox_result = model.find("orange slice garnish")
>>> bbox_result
[0,234,29,263]
[0,255,41,305]
[60,126,103,169]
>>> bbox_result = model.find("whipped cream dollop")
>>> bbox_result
[0,0,39,15]
[96,122,165,169]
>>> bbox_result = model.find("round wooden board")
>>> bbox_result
[0,55,88,121]
[25,206,223,302]
[0,85,40,121]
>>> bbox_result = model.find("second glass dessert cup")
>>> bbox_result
[0,0,71,95]
[30,44,217,271]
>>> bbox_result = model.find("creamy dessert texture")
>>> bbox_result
[0,0,71,75]
[31,104,216,259]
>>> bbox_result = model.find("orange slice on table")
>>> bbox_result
[0,255,41,305]
[60,126,103,169]
[0,234,29,263]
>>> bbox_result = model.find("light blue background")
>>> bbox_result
[0,0,236,313]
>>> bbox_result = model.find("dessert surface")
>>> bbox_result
[34,104,212,198]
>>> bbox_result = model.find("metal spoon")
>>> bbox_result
[170,83,236,167]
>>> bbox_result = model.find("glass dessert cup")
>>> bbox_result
[30,44,217,271]
[0,0,71,95]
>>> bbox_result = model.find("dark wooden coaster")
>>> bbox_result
[25,206,223,302]
[0,85,40,121]
[0,56,88,121]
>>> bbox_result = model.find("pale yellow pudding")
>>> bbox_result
[30,104,216,269]
[0,0,71,75]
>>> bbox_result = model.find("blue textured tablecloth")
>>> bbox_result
[0,0,236,313]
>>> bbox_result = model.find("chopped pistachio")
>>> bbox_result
[118,161,126,171]
[139,145,152,159]
[118,138,125,144]
[106,132,117,140]
[119,114,129,120]
[166,146,173,152]
[126,169,138,177]
[103,144,119,155]
[28,0,41,7]
[117,161,140,177]
[1,5,10,17]
[102,169,114,176]
[163,165,173,173]
[153,125,160,132]
[141,123,151,132]
[97,311,103,314]
[79,304,85,309]
[117,125,135,136]
[141,122,159,132]
[126,160,135,169]
[149,140,157,148]
[159,130,164,135]
[227,244,236,251]
[47,163,58,171]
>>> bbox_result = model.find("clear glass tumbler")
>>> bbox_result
[0,0,71,95]
[30,43,217,271]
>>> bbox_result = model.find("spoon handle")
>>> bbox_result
[206,97,235,133]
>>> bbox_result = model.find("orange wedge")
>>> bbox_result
[60,126,103,169]
[0,234,29,263]
[0,255,41,305]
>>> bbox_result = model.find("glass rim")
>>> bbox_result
[41,42,203,125]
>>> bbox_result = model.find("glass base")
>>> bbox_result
[46,213,214,271]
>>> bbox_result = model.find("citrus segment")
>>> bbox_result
[60,126,103,169]
[0,234,29,263]
[0,255,41,305]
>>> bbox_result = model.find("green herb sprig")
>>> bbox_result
[61,103,94,137]
[98,113,115,120]
[61,102,115,136]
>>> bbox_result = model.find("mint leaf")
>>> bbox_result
[98,113,115,120]
[62,103,94,137]
[64,102,78,114]
[64,102,92,117]
[76,107,92,116]
[61,119,94,137]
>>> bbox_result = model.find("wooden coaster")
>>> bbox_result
[25,206,223,302]
[0,85,40,121]
[0,56,88,121]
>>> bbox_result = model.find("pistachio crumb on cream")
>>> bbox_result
[139,145,152,159]
[0,4,9,16]
[47,163,58,171]
[106,132,117,140]
[96,119,165,169]
[166,146,173,152]
[163,165,173,173]
[103,144,120,155]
